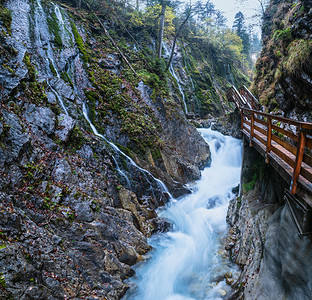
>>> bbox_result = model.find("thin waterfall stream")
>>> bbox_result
[163,43,188,114]
[124,128,242,300]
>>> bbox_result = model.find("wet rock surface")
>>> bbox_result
[226,142,312,299]
[252,1,312,122]
[0,0,212,298]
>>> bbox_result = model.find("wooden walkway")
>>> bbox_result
[227,86,312,205]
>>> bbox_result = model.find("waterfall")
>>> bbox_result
[162,43,188,114]
[183,52,201,113]
[224,64,235,86]
[82,103,171,199]
[124,128,242,300]
[28,0,69,115]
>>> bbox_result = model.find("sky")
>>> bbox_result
[211,0,262,34]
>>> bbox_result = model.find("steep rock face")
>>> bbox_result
[251,0,312,121]
[226,142,312,299]
[0,0,212,298]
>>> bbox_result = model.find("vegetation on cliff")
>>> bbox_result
[251,0,312,118]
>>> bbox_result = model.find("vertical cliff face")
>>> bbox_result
[226,142,312,299]
[0,0,214,298]
[251,0,312,121]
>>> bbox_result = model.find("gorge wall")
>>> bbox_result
[0,0,216,298]
[226,141,312,300]
[251,0,312,121]
[226,1,312,298]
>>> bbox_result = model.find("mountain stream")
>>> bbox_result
[124,128,243,300]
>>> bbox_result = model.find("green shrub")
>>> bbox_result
[273,28,292,42]
[285,39,312,75]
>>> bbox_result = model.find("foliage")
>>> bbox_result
[285,39,312,75]
[233,11,250,56]
[0,4,12,34]
[243,172,257,193]
[126,4,176,38]
[0,273,6,288]
[273,28,292,42]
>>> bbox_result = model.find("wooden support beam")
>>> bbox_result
[291,129,306,194]
[227,85,312,197]
[266,117,272,163]
[250,113,254,147]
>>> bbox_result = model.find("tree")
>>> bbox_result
[166,7,192,70]
[157,1,166,58]
[233,11,250,56]
[215,10,227,29]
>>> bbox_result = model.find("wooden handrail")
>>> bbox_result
[227,86,312,196]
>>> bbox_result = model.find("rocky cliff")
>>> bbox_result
[0,0,215,298]
[226,141,312,299]
[225,1,312,295]
[251,0,312,121]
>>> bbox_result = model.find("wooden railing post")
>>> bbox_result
[250,112,254,147]
[291,128,306,194]
[241,111,244,131]
[265,117,272,163]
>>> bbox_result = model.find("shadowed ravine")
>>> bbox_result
[124,128,243,300]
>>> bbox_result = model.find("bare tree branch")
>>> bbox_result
[166,10,192,71]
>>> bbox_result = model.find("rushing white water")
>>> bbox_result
[162,43,188,114]
[124,128,242,300]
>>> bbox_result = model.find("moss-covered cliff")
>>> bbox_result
[251,0,312,120]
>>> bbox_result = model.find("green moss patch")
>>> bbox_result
[70,19,89,62]
[47,11,63,48]
[0,4,12,34]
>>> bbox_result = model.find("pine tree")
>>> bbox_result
[233,11,250,56]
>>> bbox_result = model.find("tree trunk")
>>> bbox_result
[166,11,191,71]
[78,0,81,9]
[86,5,137,76]
[157,1,166,59]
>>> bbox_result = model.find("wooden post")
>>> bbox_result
[291,128,306,194]
[265,117,272,163]
[250,112,254,147]
[241,111,244,131]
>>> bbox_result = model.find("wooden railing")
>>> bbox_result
[227,86,312,196]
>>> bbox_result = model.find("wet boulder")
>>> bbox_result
[75,201,94,223]
[50,78,75,101]
[55,113,76,142]
[52,158,72,183]
[2,110,30,158]
[24,104,56,135]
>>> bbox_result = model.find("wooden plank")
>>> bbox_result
[241,108,308,127]
[253,132,267,147]
[301,165,312,184]
[301,123,312,131]
[254,124,266,135]
[250,113,255,146]
[306,137,312,149]
[254,118,267,127]
[271,144,296,168]
[298,174,312,195]
[303,153,312,167]
[244,120,251,126]
[271,134,297,156]
[266,117,272,163]
[291,130,306,194]
[271,124,298,142]
[243,125,251,134]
